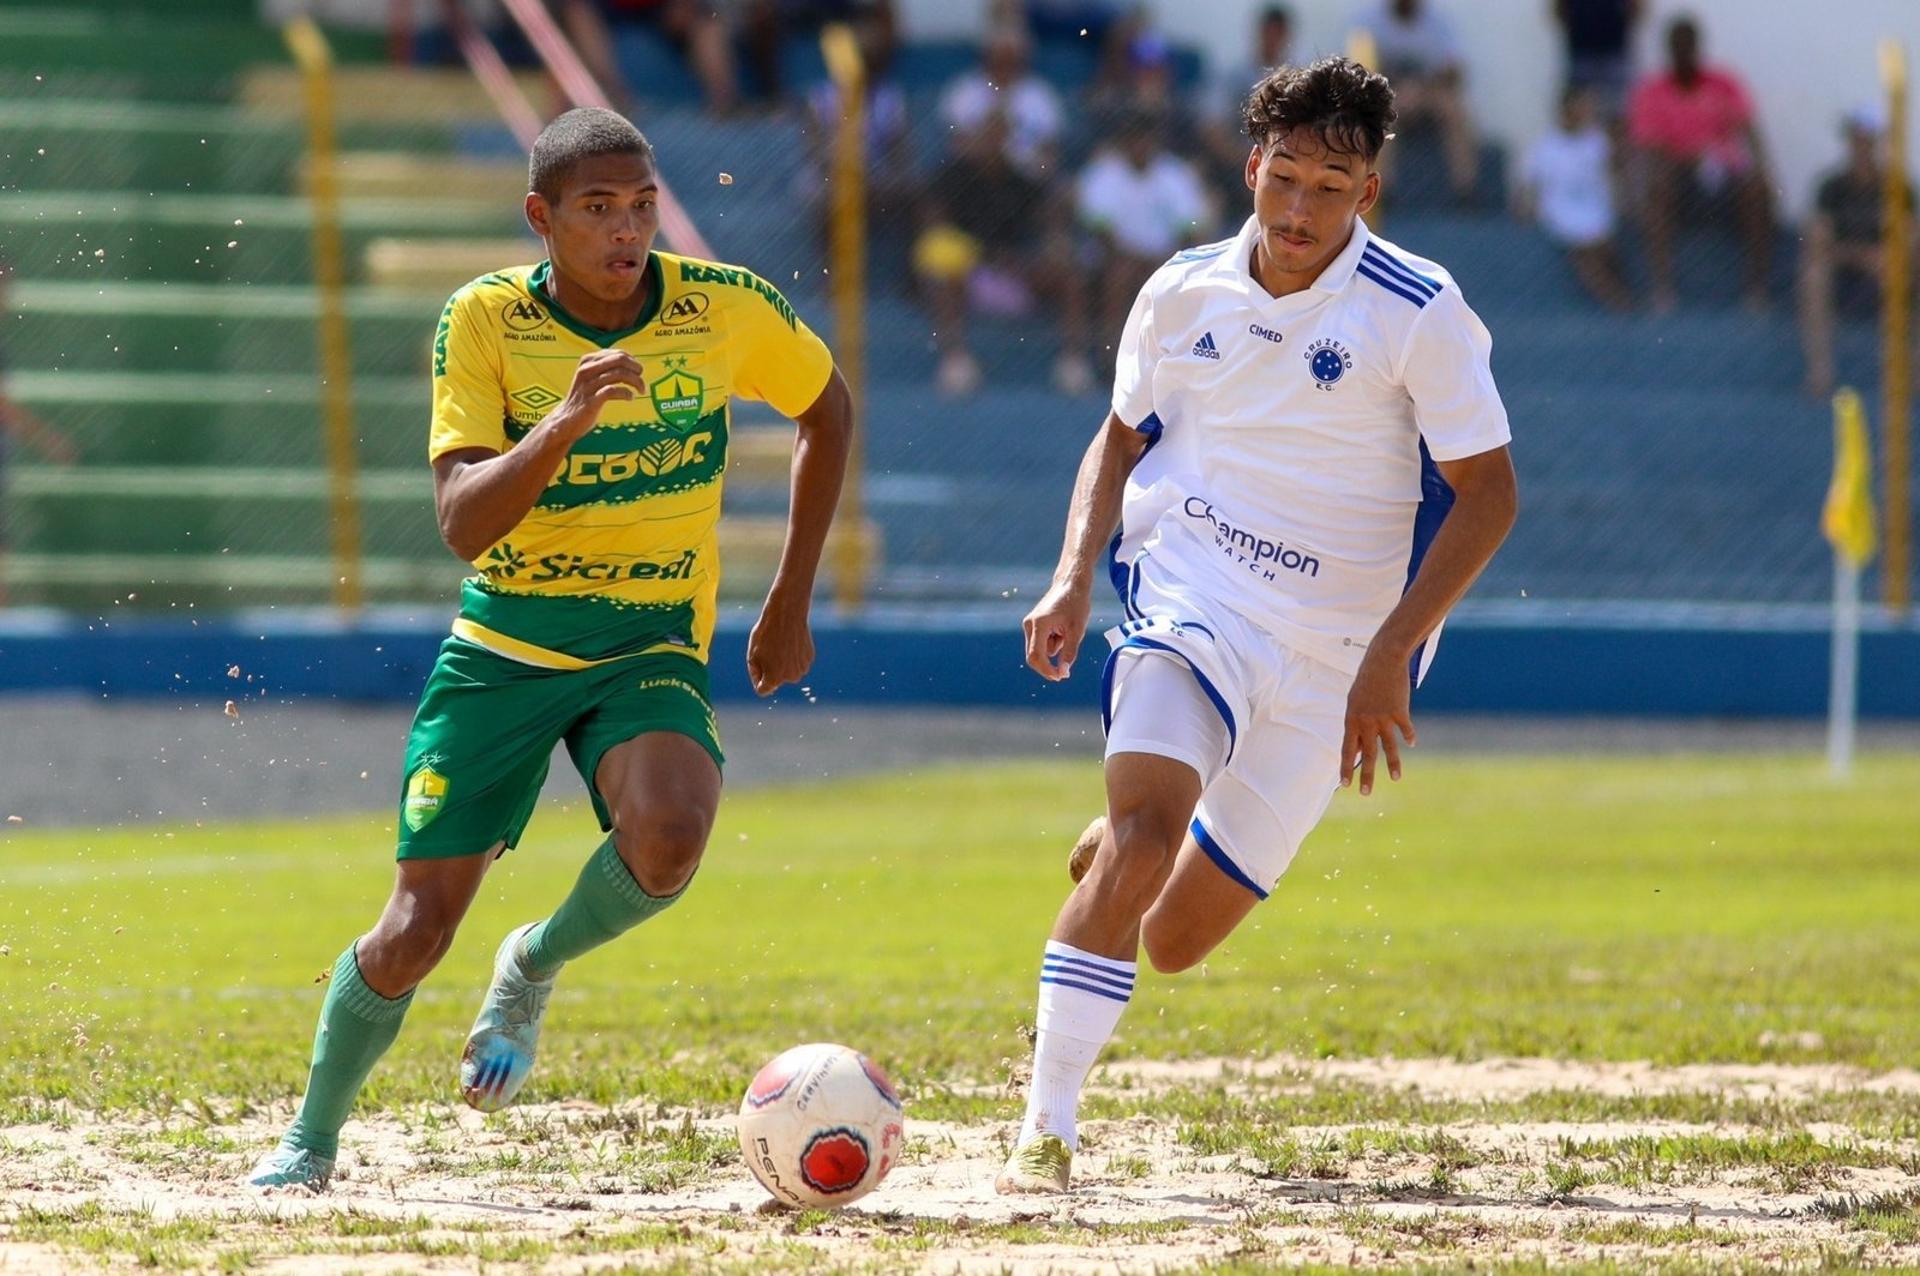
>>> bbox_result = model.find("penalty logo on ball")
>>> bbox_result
[798,1126,871,1195]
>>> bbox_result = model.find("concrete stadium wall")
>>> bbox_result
[3,612,1917,716]
[900,0,1920,219]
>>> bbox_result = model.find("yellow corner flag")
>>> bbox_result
[1823,389,1878,567]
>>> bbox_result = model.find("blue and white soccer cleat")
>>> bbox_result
[460,922,556,1113]
[246,1141,336,1191]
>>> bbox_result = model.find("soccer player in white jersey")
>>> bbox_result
[997,57,1518,1193]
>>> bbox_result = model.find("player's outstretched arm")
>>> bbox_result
[1022,412,1151,682]
[746,367,853,696]
[432,350,647,561]
[1343,444,1518,795]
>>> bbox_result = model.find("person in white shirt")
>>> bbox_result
[997,55,1518,1195]
[938,23,1064,180]
[1356,0,1479,201]
[1516,86,1631,310]
[1077,113,1214,352]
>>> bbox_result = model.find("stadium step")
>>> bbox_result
[1393,211,1806,316]
[311,152,528,203]
[0,100,470,198]
[363,237,543,292]
[9,282,446,378]
[3,508,881,609]
[0,10,385,76]
[238,65,550,125]
[8,369,812,472]
[0,191,525,285]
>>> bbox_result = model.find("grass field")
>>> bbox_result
[2,750,1919,1272]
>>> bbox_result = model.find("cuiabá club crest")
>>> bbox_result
[650,356,706,431]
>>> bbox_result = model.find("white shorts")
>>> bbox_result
[1101,558,1351,900]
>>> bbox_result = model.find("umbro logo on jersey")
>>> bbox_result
[1191,331,1221,360]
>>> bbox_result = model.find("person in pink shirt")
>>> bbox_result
[1626,16,1775,312]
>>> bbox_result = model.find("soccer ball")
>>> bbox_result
[737,1043,904,1209]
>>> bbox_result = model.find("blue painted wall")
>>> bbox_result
[1,613,1915,717]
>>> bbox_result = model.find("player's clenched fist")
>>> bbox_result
[1022,582,1091,681]
[552,350,647,437]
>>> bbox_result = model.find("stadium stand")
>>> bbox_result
[0,0,1887,616]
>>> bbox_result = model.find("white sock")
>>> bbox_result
[1018,941,1136,1151]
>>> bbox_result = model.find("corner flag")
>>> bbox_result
[1823,389,1877,567]
[1824,389,1877,778]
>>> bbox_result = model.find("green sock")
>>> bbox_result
[522,835,686,975]
[283,944,414,1159]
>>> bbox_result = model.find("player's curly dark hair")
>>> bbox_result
[1241,56,1397,160]
[529,107,655,201]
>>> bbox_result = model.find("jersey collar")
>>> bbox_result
[528,255,666,346]
[1225,214,1370,301]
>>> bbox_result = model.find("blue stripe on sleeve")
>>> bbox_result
[1362,245,1441,296]
[1355,261,1430,309]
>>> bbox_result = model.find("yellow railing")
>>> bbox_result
[821,22,869,610]
[284,16,364,613]
[1881,38,1911,614]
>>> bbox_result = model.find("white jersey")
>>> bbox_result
[1109,215,1511,681]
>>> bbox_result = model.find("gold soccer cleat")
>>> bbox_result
[1067,816,1106,884]
[995,1133,1073,1194]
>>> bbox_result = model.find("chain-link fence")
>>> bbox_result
[0,0,1912,615]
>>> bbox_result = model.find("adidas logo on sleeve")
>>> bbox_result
[1191,331,1220,360]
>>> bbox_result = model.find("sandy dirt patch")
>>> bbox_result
[3,1057,1918,1273]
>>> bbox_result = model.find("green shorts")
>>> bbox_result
[395,637,723,859]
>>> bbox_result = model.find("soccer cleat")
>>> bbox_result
[246,1141,335,1191]
[1067,816,1106,884]
[459,922,556,1113]
[995,1133,1073,1194]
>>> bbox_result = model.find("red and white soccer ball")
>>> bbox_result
[737,1043,905,1209]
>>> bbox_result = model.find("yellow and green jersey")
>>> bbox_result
[429,252,833,668]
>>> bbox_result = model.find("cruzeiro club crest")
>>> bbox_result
[404,765,449,832]
[650,355,706,431]
[1304,337,1353,391]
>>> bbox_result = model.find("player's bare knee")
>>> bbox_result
[1140,921,1207,975]
[359,912,458,991]
[1099,809,1183,895]
[612,813,709,896]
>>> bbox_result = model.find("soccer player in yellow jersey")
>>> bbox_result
[248,108,852,1190]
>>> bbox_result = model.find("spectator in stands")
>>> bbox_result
[1355,0,1479,202]
[939,22,1064,178]
[0,259,78,608]
[1799,108,1917,398]
[1077,110,1212,347]
[1088,28,1186,135]
[1626,16,1774,313]
[557,0,742,115]
[1516,86,1631,311]
[742,0,897,104]
[1200,7,1295,239]
[801,4,915,227]
[914,113,1090,397]
[1552,0,1641,119]
[1206,5,1295,126]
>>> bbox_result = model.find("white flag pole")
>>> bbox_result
[1827,550,1862,778]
